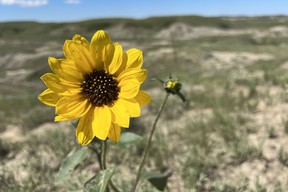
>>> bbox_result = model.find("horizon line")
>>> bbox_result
[1,13,288,23]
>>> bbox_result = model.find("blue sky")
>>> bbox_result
[1,0,288,22]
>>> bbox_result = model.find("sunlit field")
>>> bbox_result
[1,15,288,191]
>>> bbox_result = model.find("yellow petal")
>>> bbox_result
[60,79,82,88]
[90,30,112,69]
[103,43,115,71]
[63,35,94,74]
[56,95,91,119]
[135,90,152,106]
[73,34,90,47]
[120,98,140,117]
[111,52,128,78]
[41,73,67,93]
[109,43,123,75]
[110,99,130,128]
[60,87,82,96]
[76,108,95,145]
[108,123,121,143]
[93,106,111,140]
[38,89,60,107]
[48,57,61,76]
[126,48,143,69]
[91,30,111,49]
[60,59,84,82]
[54,115,71,122]
[117,69,147,83]
[118,78,140,99]
[73,34,94,69]
[48,57,84,83]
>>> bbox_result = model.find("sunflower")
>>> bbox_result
[38,30,151,145]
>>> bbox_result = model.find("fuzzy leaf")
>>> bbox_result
[117,132,143,147]
[84,168,114,192]
[55,147,90,183]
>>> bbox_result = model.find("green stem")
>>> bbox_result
[100,140,122,192]
[100,140,110,192]
[110,181,122,192]
[131,93,170,192]
[101,140,107,170]
[89,144,102,167]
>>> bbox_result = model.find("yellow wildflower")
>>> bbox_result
[38,30,151,145]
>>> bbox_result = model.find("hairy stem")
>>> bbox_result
[131,93,170,192]
[101,140,107,170]
[99,140,122,192]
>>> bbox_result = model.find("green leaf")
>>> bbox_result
[141,171,172,191]
[84,168,114,192]
[116,132,143,147]
[55,147,90,184]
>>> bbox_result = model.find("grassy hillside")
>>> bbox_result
[1,15,288,40]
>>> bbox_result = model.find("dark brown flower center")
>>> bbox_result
[81,70,119,107]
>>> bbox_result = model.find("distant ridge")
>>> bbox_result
[0,15,288,40]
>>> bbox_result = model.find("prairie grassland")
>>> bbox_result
[1,16,288,191]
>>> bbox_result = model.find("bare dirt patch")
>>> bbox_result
[203,51,274,70]
[218,102,288,190]
[155,22,257,40]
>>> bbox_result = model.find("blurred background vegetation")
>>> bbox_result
[1,15,288,191]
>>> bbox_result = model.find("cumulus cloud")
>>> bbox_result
[0,0,48,7]
[64,0,81,4]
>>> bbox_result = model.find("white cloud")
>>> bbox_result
[64,0,81,4]
[0,0,48,7]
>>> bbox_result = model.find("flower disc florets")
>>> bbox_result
[81,70,119,107]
